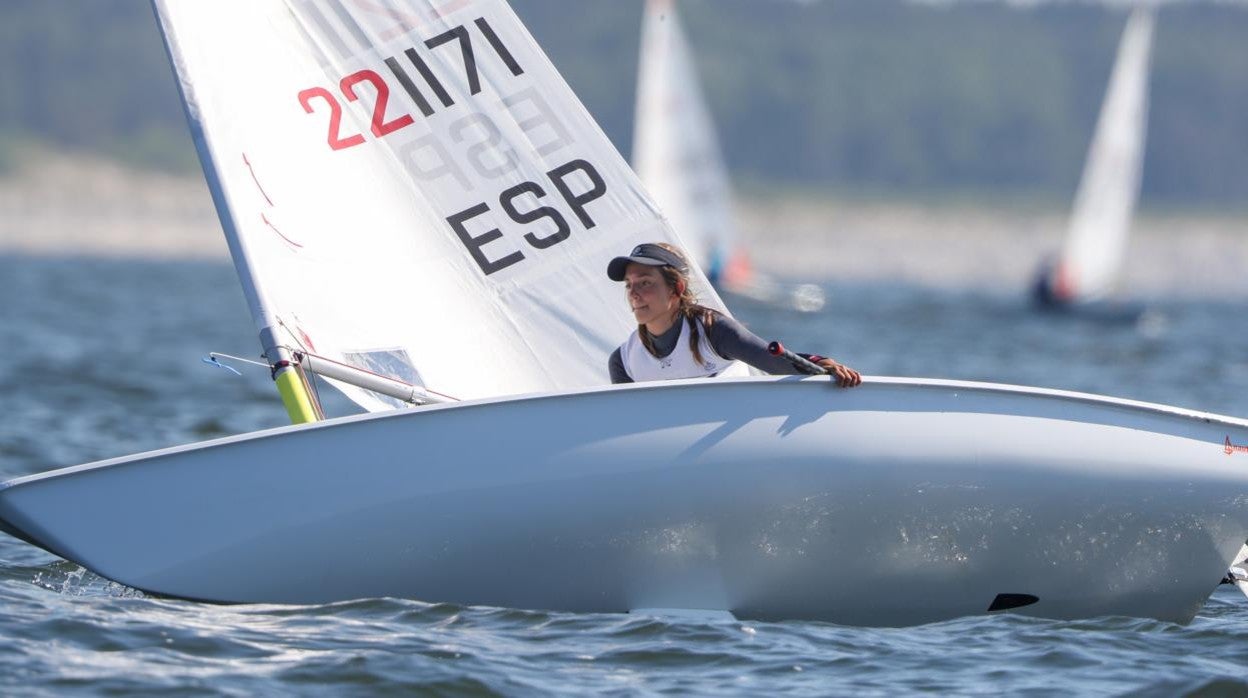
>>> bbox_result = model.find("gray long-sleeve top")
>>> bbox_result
[608,311,822,383]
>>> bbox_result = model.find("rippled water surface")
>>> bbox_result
[2,255,1248,695]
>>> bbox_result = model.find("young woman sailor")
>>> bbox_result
[606,243,861,386]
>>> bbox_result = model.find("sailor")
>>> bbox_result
[606,242,861,386]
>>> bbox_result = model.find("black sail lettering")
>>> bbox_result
[547,159,606,229]
[384,55,435,117]
[500,181,570,250]
[447,202,524,275]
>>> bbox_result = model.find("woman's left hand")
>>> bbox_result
[816,359,861,388]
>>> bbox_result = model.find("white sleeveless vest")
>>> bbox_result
[620,316,749,382]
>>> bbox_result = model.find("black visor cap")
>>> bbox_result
[607,244,688,281]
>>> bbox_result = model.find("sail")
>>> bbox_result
[1050,7,1154,302]
[632,0,742,284]
[153,0,728,411]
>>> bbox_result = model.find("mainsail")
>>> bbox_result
[632,0,742,284]
[1047,7,1154,303]
[153,0,728,413]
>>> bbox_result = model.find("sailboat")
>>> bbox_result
[632,0,825,313]
[1033,7,1154,310]
[3,0,1248,627]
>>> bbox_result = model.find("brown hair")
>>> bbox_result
[637,243,718,365]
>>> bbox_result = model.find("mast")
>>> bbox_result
[151,0,317,424]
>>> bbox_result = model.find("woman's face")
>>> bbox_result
[623,263,679,327]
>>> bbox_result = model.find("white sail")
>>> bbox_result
[632,0,741,282]
[1050,7,1154,303]
[153,0,728,411]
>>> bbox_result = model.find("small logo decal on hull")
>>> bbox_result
[1225,436,1248,455]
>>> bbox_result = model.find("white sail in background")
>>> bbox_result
[633,0,742,284]
[1048,7,1154,303]
[631,0,823,312]
[154,0,728,411]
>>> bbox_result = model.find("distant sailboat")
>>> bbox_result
[632,0,825,312]
[1034,7,1154,309]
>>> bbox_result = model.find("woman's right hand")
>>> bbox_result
[816,358,861,388]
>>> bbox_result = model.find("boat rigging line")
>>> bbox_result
[294,351,454,405]
[201,350,455,407]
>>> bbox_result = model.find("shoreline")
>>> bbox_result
[3,157,1246,298]
[737,195,1248,298]
[0,156,225,260]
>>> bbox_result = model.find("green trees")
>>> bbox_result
[1,0,1245,206]
[0,1,191,171]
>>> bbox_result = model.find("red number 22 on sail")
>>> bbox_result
[297,69,414,152]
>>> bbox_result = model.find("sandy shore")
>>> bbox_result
[738,195,1248,298]
[3,156,1245,298]
[0,156,227,260]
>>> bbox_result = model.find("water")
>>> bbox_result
[2,254,1247,696]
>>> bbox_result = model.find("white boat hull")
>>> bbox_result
[3,376,1248,626]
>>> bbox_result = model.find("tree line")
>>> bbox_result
[1,0,1245,207]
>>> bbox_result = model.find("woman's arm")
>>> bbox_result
[706,313,861,387]
[608,347,633,384]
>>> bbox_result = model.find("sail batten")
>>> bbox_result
[152,0,728,413]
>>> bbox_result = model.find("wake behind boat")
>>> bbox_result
[1,0,1246,627]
